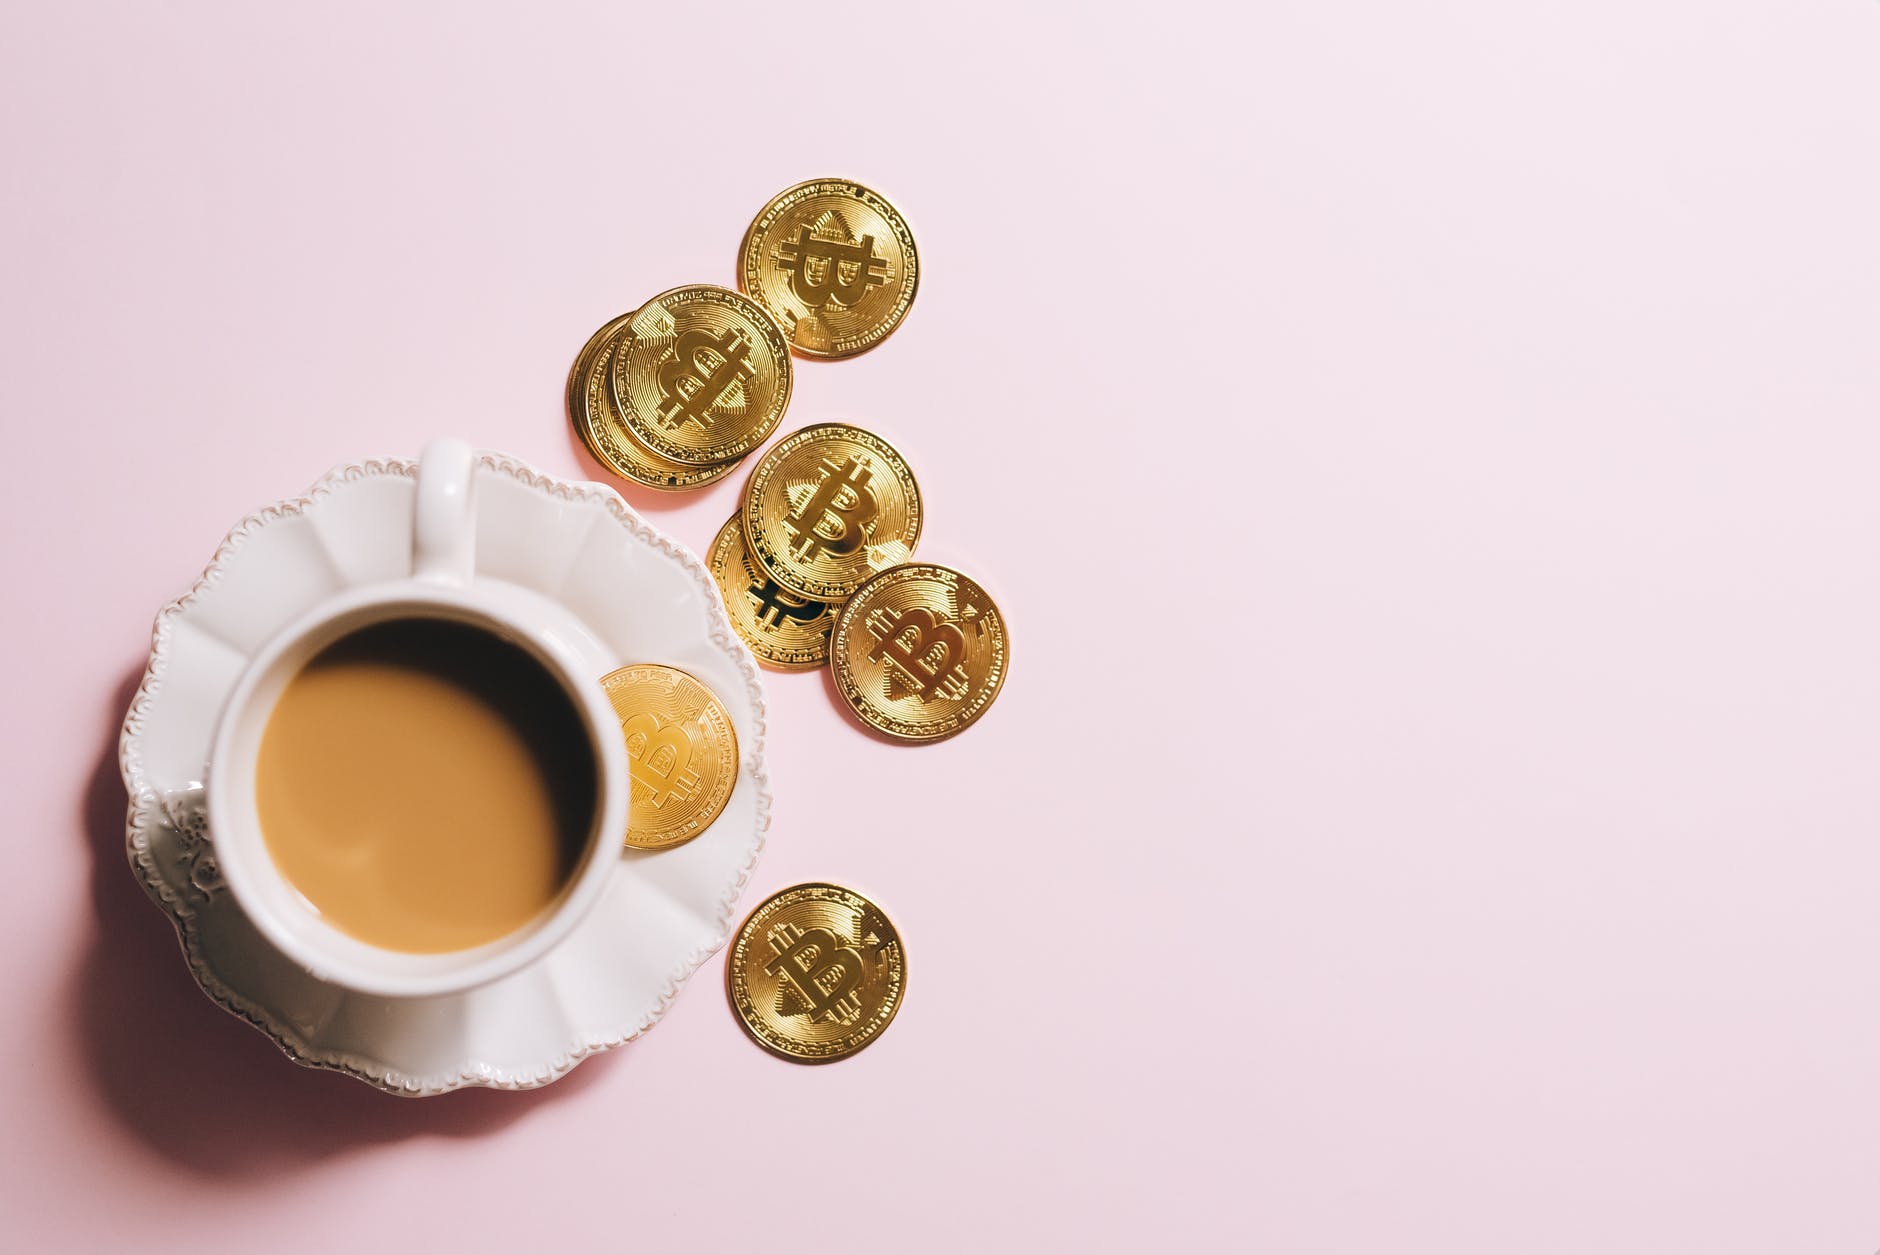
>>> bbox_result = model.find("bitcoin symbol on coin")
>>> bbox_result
[728,883,905,1062]
[621,713,701,808]
[867,606,969,701]
[784,456,878,562]
[748,579,827,630]
[765,921,864,1025]
[776,222,888,310]
[740,424,921,601]
[739,181,918,358]
[601,663,738,850]
[656,327,755,432]
[832,565,1006,740]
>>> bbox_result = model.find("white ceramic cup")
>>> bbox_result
[206,439,629,999]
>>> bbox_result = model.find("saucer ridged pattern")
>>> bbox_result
[119,453,771,1095]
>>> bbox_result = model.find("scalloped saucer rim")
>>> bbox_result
[117,450,771,1095]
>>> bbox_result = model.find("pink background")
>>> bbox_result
[4,2,1879,1249]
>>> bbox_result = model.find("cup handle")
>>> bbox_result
[413,437,477,586]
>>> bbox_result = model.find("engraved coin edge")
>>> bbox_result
[738,421,925,602]
[829,562,1009,743]
[737,177,920,360]
[600,662,741,850]
[707,515,831,671]
[609,284,794,466]
[574,313,743,491]
[725,881,906,1063]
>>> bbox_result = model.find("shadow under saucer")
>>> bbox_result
[66,667,620,1179]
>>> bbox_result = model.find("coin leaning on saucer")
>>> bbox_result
[599,663,739,850]
[610,285,792,467]
[726,882,906,1063]
[739,178,919,359]
[569,313,741,492]
[830,563,1009,742]
[741,422,923,603]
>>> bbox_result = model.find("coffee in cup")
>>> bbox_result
[254,617,598,954]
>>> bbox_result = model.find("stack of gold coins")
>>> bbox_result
[712,419,1008,743]
[571,179,1011,1061]
[706,180,1011,743]
[569,284,794,492]
[567,178,923,492]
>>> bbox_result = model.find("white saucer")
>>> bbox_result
[117,452,770,1095]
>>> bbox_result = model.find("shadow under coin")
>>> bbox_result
[68,667,621,1179]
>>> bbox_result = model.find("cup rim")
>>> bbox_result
[207,580,628,999]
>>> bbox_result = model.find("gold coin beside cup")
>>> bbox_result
[600,663,739,851]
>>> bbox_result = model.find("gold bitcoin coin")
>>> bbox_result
[569,314,741,492]
[599,663,739,850]
[738,178,918,359]
[726,883,905,1063]
[706,515,835,671]
[741,423,922,602]
[609,285,792,467]
[830,564,1008,742]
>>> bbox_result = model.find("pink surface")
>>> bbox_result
[4,2,1880,1249]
